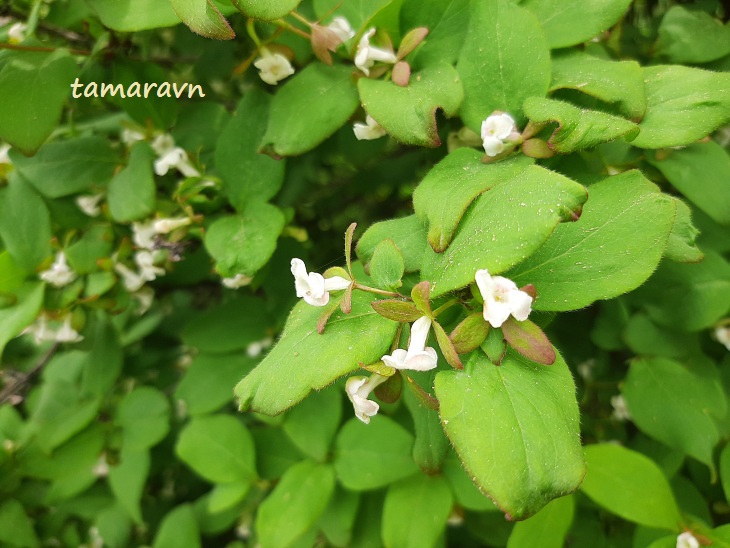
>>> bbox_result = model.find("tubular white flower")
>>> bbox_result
[8,22,27,43]
[222,273,253,289]
[381,316,438,371]
[291,258,350,307]
[355,28,397,76]
[23,314,83,344]
[153,217,191,234]
[475,269,532,328]
[353,115,387,141]
[154,147,200,178]
[135,251,165,282]
[132,221,157,250]
[254,48,295,86]
[714,324,730,351]
[346,374,388,424]
[76,193,104,217]
[676,531,700,548]
[55,315,84,343]
[610,394,631,421]
[120,128,146,146]
[327,16,355,42]
[39,252,77,288]
[114,261,145,292]
[481,112,519,157]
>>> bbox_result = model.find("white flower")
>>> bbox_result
[381,316,438,371]
[291,258,350,307]
[353,115,387,141]
[92,454,109,477]
[114,262,145,292]
[327,16,355,42]
[154,147,199,178]
[120,128,145,146]
[76,193,104,217]
[153,217,191,234]
[39,252,77,288]
[346,374,388,424]
[676,531,700,548]
[474,269,532,328]
[222,273,253,289]
[8,22,27,43]
[55,315,84,343]
[0,143,11,165]
[135,251,165,282]
[246,337,273,358]
[481,112,520,157]
[611,394,631,422]
[151,134,175,155]
[714,324,730,351]
[132,221,157,250]
[355,28,397,76]
[254,48,295,86]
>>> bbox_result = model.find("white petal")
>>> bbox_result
[306,272,326,300]
[482,135,505,157]
[475,269,495,300]
[367,45,397,64]
[133,221,157,249]
[328,16,355,42]
[407,316,432,355]
[715,325,730,351]
[404,347,438,371]
[507,289,533,322]
[303,291,330,307]
[323,275,351,292]
[676,532,700,548]
[382,348,408,369]
[353,115,387,140]
[154,217,191,234]
[254,50,295,85]
[483,298,512,328]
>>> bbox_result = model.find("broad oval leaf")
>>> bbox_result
[107,142,156,222]
[260,63,359,157]
[169,0,234,39]
[235,291,398,416]
[232,0,301,21]
[358,62,463,147]
[581,444,682,530]
[87,0,181,30]
[400,0,470,67]
[507,495,574,548]
[356,214,428,273]
[622,356,727,468]
[435,349,585,520]
[369,239,405,290]
[422,165,587,298]
[656,6,730,64]
[523,97,639,153]
[456,0,550,130]
[0,283,44,361]
[413,148,532,252]
[509,171,675,311]
[382,474,453,548]
[631,65,730,149]
[521,0,632,48]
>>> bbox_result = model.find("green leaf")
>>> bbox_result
[207,482,250,514]
[663,198,703,263]
[622,356,726,468]
[507,495,574,548]
[117,387,170,451]
[108,142,156,222]
[255,460,335,548]
[721,444,730,503]
[413,148,532,252]
[80,315,123,398]
[260,63,359,157]
[631,65,730,149]
[358,62,463,147]
[0,252,25,294]
[501,318,555,366]
[181,295,270,353]
[647,142,730,227]
[11,137,119,198]
[435,349,585,520]
[422,165,587,298]
[0,175,51,272]
[232,0,301,20]
[283,387,342,462]
[456,0,550,130]
[65,225,114,274]
[108,447,149,524]
[86,0,182,30]
[520,0,632,48]
[450,313,490,354]
[318,487,359,547]
[176,414,256,484]
[215,89,285,210]
[0,499,39,548]
[656,6,730,64]
[633,250,730,331]
[549,50,646,121]
[382,474,453,548]
[357,214,428,273]
[334,415,418,490]
[442,453,499,512]
[370,299,422,322]
[236,291,398,416]
[523,97,639,153]
[0,283,44,360]
[251,427,305,481]
[169,0,234,39]
[204,204,285,277]
[153,504,201,548]
[175,353,256,416]
[509,171,675,312]
[369,239,405,290]
[580,444,682,530]
[314,0,391,29]
[0,50,78,154]
[623,313,699,360]
[404,377,450,473]
[400,0,470,66]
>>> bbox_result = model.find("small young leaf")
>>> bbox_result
[432,320,463,369]
[374,371,403,404]
[357,214,428,273]
[398,27,429,60]
[344,222,356,277]
[369,239,405,290]
[450,313,490,354]
[481,327,506,365]
[339,284,354,314]
[404,374,440,411]
[501,318,555,366]
[371,300,422,322]
[411,281,433,317]
[169,0,234,39]
[391,61,411,87]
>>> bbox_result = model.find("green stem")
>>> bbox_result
[432,298,459,318]
[354,283,405,299]
[246,19,262,47]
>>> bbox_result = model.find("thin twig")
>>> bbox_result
[0,343,60,405]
